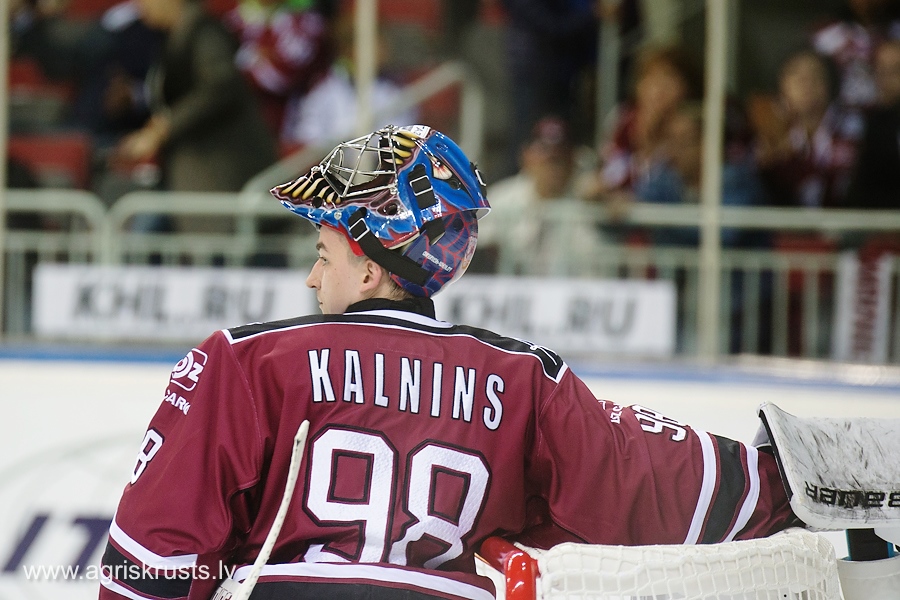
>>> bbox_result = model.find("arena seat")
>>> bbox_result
[7,132,94,190]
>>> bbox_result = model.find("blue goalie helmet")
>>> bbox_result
[271,124,490,297]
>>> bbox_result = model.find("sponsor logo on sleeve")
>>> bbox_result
[169,348,208,391]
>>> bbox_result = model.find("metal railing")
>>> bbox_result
[2,189,108,335]
[492,201,900,360]
[3,188,900,363]
[102,191,320,269]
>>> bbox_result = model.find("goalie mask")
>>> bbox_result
[271,125,490,297]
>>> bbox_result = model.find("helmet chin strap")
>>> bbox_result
[347,208,430,287]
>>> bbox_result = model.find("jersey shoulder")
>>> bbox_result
[223,312,567,382]
[224,313,331,342]
[446,323,568,382]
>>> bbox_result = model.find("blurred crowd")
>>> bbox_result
[475,0,900,281]
[6,0,900,358]
[7,0,416,202]
[6,0,900,230]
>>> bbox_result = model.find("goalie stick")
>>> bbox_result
[213,419,310,600]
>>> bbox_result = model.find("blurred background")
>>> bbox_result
[2,0,900,365]
[2,2,900,597]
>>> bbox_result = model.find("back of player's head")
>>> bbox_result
[271,125,490,297]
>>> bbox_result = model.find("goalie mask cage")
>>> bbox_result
[479,528,844,600]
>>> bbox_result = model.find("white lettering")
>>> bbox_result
[188,362,204,383]
[453,367,476,422]
[399,358,421,413]
[163,390,190,415]
[483,374,504,430]
[305,350,503,432]
[309,349,335,402]
[610,403,623,424]
[343,350,364,404]
[421,251,452,272]
[431,362,443,417]
[374,353,389,407]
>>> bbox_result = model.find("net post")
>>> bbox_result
[479,537,539,600]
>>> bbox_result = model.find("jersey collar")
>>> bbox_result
[345,297,437,319]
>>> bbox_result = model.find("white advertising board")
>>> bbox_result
[34,266,675,356]
[0,360,171,600]
[33,264,316,341]
[434,275,676,356]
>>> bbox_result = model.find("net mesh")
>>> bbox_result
[522,529,843,600]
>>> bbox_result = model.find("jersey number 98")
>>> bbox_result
[303,427,490,569]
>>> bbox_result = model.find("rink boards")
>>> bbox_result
[0,355,898,600]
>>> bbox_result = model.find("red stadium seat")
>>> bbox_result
[8,57,76,102]
[64,0,121,19]
[7,132,94,190]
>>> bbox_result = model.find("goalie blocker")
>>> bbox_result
[759,403,900,599]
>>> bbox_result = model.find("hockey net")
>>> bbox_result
[479,528,844,600]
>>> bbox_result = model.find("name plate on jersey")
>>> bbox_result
[33,264,316,341]
[434,275,676,356]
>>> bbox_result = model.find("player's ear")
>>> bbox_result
[360,257,389,295]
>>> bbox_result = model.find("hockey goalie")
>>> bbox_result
[100,125,802,600]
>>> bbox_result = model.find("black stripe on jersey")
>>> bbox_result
[249,580,460,600]
[227,313,566,381]
[101,542,192,599]
[228,313,330,339]
[701,435,747,544]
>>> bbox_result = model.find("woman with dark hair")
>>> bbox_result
[579,45,702,214]
[749,49,862,208]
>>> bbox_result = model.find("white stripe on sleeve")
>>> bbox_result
[683,429,717,544]
[109,517,198,570]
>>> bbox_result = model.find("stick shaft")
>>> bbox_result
[232,419,310,600]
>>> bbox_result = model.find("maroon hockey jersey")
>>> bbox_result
[99,300,794,600]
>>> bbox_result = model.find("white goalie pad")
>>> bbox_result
[758,403,900,544]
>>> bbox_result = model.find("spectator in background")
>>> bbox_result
[279,11,417,150]
[579,45,702,216]
[634,103,765,247]
[116,0,277,198]
[748,49,862,209]
[438,0,481,58]
[631,104,766,354]
[9,0,161,141]
[812,0,900,110]
[223,0,334,139]
[73,1,164,147]
[847,39,900,207]
[500,0,600,175]
[840,39,900,366]
[9,0,88,84]
[478,116,606,275]
[747,50,863,358]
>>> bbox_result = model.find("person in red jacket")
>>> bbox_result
[99,125,796,600]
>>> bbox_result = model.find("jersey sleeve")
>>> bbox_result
[99,331,263,600]
[523,371,796,547]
